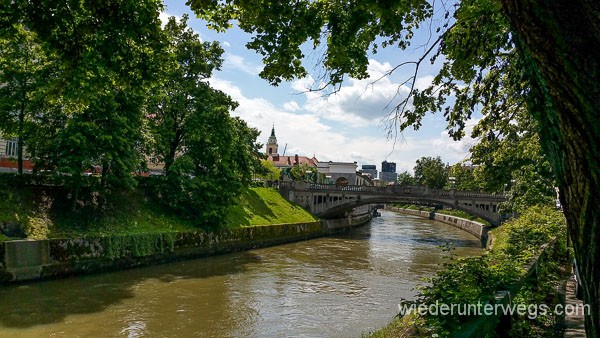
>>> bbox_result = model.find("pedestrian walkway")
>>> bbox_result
[564,274,586,337]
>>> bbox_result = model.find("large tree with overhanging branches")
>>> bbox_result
[188,0,599,334]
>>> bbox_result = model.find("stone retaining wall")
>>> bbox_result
[386,206,490,246]
[0,213,371,284]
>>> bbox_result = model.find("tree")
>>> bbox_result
[0,24,54,175]
[396,170,416,186]
[6,0,166,201]
[414,156,448,190]
[289,164,317,182]
[257,159,282,181]
[158,104,263,226]
[189,0,600,334]
[498,3,600,334]
[145,15,263,226]
[447,163,479,192]
[147,15,227,176]
[469,112,556,213]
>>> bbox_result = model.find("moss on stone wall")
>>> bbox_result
[46,223,323,264]
[4,220,352,284]
[103,233,177,259]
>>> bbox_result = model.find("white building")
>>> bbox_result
[316,161,358,186]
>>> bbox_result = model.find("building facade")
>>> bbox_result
[0,137,34,172]
[380,160,398,182]
[264,126,371,186]
[360,164,377,179]
[381,160,396,173]
[265,126,318,170]
[317,161,358,186]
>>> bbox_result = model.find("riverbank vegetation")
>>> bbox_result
[369,205,568,337]
[0,175,314,242]
[0,7,265,233]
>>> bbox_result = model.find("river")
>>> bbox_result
[0,210,482,337]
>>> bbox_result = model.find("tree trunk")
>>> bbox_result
[17,133,24,175]
[17,100,25,175]
[164,129,182,176]
[501,0,600,336]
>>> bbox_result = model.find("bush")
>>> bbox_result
[404,205,567,336]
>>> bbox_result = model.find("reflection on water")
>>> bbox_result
[0,210,481,337]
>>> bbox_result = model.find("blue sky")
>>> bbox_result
[162,1,479,174]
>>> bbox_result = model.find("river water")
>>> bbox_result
[0,210,481,337]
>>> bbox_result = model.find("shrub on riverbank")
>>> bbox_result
[370,205,568,337]
[0,178,314,241]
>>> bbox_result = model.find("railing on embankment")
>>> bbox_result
[452,239,558,337]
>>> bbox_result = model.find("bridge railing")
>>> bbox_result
[279,181,506,200]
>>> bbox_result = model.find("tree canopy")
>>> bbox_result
[1,2,263,229]
[413,156,447,190]
[0,24,56,174]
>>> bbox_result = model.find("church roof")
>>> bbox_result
[267,154,318,167]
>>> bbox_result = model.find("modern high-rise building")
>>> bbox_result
[360,164,377,179]
[380,161,397,182]
[381,161,396,173]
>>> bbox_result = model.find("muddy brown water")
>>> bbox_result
[0,210,481,337]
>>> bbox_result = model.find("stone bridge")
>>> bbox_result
[278,181,509,226]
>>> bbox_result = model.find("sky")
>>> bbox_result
[162,1,479,174]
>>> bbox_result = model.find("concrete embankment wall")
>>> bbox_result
[386,206,490,246]
[0,214,371,284]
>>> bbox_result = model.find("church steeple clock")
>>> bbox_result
[266,125,278,155]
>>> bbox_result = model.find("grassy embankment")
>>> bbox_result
[0,186,316,242]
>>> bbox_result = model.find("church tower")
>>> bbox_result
[266,125,278,155]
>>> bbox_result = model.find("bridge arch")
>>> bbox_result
[335,177,349,186]
[278,182,507,226]
[317,196,499,225]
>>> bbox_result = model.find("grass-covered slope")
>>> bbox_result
[226,187,317,227]
[0,184,316,241]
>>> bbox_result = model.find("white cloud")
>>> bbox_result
[159,12,181,27]
[431,117,480,161]
[414,75,435,91]
[223,53,263,75]
[292,59,412,127]
[282,101,300,112]
[209,76,473,173]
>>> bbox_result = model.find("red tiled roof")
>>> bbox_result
[267,154,318,167]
